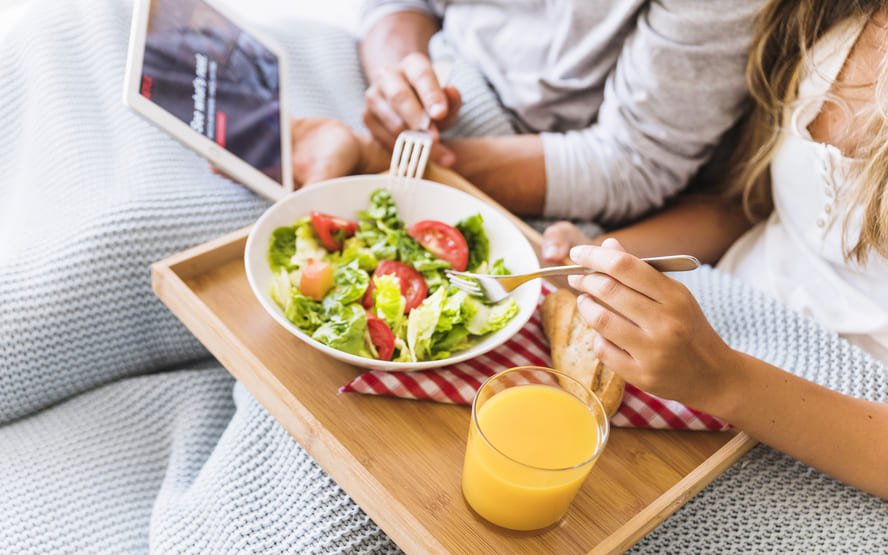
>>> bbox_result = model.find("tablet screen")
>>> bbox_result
[139,0,283,184]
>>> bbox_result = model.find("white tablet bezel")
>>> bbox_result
[123,0,293,201]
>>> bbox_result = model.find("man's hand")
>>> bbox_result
[363,54,460,166]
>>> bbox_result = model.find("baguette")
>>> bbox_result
[541,288,625,417]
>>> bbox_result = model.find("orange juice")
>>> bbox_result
[462,383,606,531]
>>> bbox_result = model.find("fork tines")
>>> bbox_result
[390,131,432,179]
[445,270,483,297]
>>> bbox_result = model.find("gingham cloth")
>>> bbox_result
[341,284,730,431]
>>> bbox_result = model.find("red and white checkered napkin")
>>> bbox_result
[341,284,729,431]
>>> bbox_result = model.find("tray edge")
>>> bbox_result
[151,255,449,555]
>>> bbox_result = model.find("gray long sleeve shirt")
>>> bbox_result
[361,0,759,223]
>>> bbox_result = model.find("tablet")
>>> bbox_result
[123,0,292,200]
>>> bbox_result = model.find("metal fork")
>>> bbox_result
[445,255,701,303]
[389,130,433,179]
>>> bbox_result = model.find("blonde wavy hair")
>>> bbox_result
[727,0,888,264]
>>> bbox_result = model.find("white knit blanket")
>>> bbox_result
[0,1,885,553]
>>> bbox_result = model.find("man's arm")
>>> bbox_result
[446,0,758,221]
[446,136,546,215]
[359,6,439,82]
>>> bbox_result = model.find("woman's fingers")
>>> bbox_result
[591,333,637,374]
[542,221,590,262]
[568,272,656,325]
[576,294,647,352]
[570,244,672,302]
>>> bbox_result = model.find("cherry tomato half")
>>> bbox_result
[407,220,469,271]
[310,211,358,251]
[362,260,428,313]
[366,313,396,361]
[300,259,333,301]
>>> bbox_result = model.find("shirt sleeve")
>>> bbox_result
[542,0,759,224]
[360,0,439,37]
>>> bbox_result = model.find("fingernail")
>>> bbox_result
[430,102,447,118]
[569,245,587,261]
[542,244,561,261]
[439,150,456,167]
[567,275,582,289]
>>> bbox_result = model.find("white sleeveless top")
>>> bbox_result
[718,17,888,364]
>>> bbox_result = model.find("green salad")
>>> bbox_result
[267,189,519,362]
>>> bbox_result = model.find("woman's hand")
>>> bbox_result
[568,238,740,410]
[542,221,593,263]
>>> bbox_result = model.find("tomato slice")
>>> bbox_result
[300,258,333,301]
[366,313,396,361]
[362,260,428,313]
[310,211,358,251]
[407,220,469,271]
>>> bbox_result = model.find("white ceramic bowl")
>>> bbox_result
[245,175,541,371]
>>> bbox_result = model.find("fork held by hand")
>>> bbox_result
[389,130,433,179]
[446,255,701,303]
[387,58,454,181]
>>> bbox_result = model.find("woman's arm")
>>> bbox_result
[542,194,753,264]
[718,351,888,498]
[568,240,888,498]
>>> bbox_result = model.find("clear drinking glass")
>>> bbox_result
[461,366,610,531]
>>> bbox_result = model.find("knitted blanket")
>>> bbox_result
[0,0,885,553]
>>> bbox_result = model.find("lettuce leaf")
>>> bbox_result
[392,337,412,363]
[292,217,327,269]
[463,296,520,336]
[332,237,378,272]
[356,189,452,279]
[285,293,326,333]
[430,325,472,359]
[372,274,405,332]
[356,190,403,261]
[270,268,294,311]
[491,258,510,276]
[436,289,467,333]
[362,189,400,226]
[268,226,297,272]
[456,214,489,272]
[406,287,447,361]
[312,302,368,356]
[326,260,370,305]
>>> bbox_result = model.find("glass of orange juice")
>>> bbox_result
[461,366,610,531]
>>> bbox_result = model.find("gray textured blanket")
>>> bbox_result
[0,0,885,553]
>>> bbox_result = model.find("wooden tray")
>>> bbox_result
[152,166,755,554]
